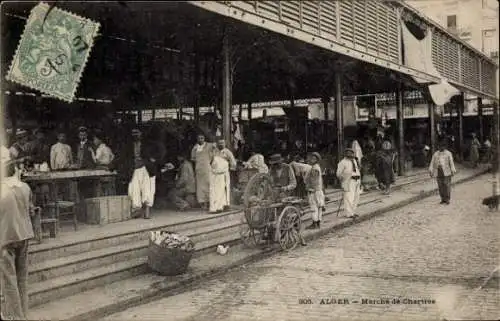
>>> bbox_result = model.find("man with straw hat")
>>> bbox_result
[305,152,325,229]
[268,153,297,198]
[8,129,29,160]
[0,157,36,320]
[336,147,362,219]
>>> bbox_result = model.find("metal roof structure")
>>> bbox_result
[1,1,497,113]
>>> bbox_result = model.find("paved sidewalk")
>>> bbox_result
[102,174,499,321]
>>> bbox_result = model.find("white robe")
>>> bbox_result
[128,166,156,210]
[209,155,230,212]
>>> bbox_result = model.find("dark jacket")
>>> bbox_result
[117,139,163,179]
[75,141,95,169]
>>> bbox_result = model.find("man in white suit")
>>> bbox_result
[336,148,361,219]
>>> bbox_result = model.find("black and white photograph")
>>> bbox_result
[0,1,499,320]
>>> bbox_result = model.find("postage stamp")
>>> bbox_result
[6,2,100,102]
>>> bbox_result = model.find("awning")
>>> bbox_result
[401,21,460,106]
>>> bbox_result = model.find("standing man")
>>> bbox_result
[8,129,29,160]
[127,128,157,219]
[305,152,325,229]
[289,154,311,199]
[336,148,362,219]
[0,159,35,320]
[470,133,481,168]
[191,134,213,209]
[89,132,115,168]
[429,140,457,205]
[30,129,51,166]
[75,126,95,169]
[50,132,73,170]
[209,138,237,214]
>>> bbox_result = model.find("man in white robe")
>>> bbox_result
[209,138,236,213]
[191,134,213,209]
[336,148,362,219]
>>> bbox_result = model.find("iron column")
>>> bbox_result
[334,72,343,159]
[396,84,405,176]
[428,101,436,154]
[222,32,232,146]
[458,93,465,162]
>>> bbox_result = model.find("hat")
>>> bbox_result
[268,154,283,165]
[131,128,141,135]
[345,148,354,154]
[78,126,87,132]
[14,129,28,137]
[310,152,322,161]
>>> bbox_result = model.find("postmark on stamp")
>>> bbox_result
[6,2,100,102]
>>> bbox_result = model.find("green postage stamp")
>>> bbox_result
[6,2,100,102]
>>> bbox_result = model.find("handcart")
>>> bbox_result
[239,173,308,251]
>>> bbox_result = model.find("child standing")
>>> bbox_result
[305,152,325,229]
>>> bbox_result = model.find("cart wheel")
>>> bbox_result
[242,173,274,208]
[276,206,302,251]
[239,224,258,248]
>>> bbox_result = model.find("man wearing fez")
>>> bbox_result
[127,128,159,219]
[209,137,237,214]
[0,158,36,320]
[336,148,362,219]
[76,126,95,169]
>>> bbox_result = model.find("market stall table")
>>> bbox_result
[23,169,118,223]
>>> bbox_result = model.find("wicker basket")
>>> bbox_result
[147,240,193,276]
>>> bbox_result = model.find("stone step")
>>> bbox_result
[27,169,450,321]
[28,170,429,309]
[28,231,244,308]
[28,217,244,284]
[28,209,244,265]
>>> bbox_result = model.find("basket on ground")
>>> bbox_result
[147,231,195,276]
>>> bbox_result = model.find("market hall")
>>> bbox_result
[0,0,497,316]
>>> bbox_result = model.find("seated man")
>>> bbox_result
[265,154,305,246]
[268,153,297,200]
[167,154,196,211]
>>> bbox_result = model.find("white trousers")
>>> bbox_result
[343,179,361,217]
[128,166,156,210]
[308,190,325,222]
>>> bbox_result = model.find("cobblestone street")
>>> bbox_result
[103,176,500,321]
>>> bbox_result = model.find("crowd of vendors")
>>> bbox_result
[1,114,492,226]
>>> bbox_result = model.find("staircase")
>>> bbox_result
[28,169,428,312]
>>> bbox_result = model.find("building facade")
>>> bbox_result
[406,0,499,98]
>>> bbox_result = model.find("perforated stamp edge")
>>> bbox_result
[5,2,101,103]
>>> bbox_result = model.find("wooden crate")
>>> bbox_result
[85,196,131,225]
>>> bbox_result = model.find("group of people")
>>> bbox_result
[6,127,115,172]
